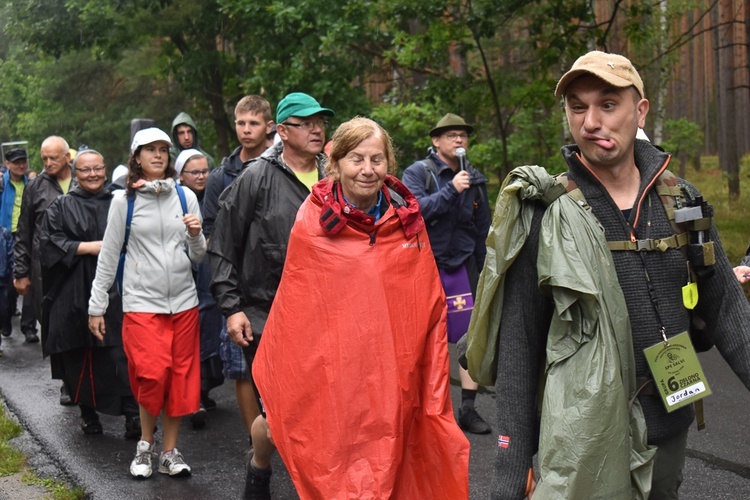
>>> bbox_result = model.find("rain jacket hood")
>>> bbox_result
[171,112,201,150]
[253,175,469,499]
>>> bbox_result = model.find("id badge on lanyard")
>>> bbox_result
[643,331,712,412]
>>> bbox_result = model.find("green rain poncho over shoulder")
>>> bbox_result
[466,165,655,499]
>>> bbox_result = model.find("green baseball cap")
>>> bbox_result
[276,92,334,124]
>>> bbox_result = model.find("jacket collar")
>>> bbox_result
[133,177,176,195]
[313,175,425,239]
[562,139,671,191]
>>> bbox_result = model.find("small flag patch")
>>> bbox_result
[498,435,510,449]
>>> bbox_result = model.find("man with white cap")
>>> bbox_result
[475,50,750,499]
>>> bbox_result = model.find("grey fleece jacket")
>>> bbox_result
[491,139,750,499]
[89,179,206,316]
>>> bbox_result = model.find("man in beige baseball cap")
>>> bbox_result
[485,49,750,500]
[554,50,645,98]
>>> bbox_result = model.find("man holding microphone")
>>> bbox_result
[402,113,492,434]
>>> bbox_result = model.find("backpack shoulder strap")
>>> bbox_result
[116,192,136,295]
[542,172,588,209]
[175,184,188,215]
[421,158,440,194]
[223,169,233,190]
[123,192,136,251]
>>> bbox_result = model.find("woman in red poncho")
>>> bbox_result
[253,117,469,499]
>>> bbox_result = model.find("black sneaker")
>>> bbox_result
[59,385,74,406]
[458,407,492,434]
[125,415,142,440]
[191,405,207,429]
[81,416,103,435]
[23,330,39,343]
[201,392,217,411]
[244,452,272,500]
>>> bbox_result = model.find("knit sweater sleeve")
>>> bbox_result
[491,206,553,500]
[681,180,750,389]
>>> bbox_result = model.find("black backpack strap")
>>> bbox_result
[421,159,440,194]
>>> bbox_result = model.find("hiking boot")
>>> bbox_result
[81,415,103,435]
[244,451,271,500]
[158,448,191,477]
[59,385,73,406]
[124,415,141,440]
[201,392,217,411]
[191,405,207,429]
[23,329,39,343]
[130,440,155,479]
[458,407,492,434]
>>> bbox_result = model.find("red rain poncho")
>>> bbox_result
[253,176,469,499]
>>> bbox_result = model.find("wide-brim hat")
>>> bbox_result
[276,92,334,124]
[555,51,645,98]
[130,127,173,154]
[429,113,474,137]
[4,148,27,162]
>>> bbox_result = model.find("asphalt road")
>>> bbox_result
[1,319,749,499]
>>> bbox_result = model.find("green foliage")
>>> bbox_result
[683,155,750,265]
[370,102,444,172]
[0,0,728,178]
[661,118,704,159]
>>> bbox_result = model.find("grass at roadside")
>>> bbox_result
[0,403,85,500]
[681,155,750,265]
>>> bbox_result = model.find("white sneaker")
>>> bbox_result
[130,440,155,479]
[159,448,192,477]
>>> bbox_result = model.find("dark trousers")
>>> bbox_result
[20,290,36,333]
[649,427,688,499]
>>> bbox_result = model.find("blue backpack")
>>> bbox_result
[116,184,188,294]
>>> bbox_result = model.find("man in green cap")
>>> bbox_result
[401,113,491,434]
[208,91,333,499]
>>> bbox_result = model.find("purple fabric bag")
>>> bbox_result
[438,265,474,343]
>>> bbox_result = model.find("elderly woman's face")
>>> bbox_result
[74,153,106,194]
[337,134,388,210]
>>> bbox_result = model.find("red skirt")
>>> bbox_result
[122,308,200,417]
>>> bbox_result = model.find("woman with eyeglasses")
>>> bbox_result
[39,150,139,439]
[88,128,206,479]
[174,149,224,429]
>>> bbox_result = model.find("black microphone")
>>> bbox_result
[456,147,467,171]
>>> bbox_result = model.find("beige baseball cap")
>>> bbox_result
[554,51,644,98]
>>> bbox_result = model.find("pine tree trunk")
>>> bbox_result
[718,0,740,199]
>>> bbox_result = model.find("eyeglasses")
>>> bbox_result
[76,166,105,175]
[182,169,209,177]
[443,133,469,141]
[282,119,329,131]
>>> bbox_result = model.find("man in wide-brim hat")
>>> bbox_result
[401,113,492,435]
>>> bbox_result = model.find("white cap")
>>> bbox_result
[112,164,128,182]
[130,127,172,154]
[175,148,204,176]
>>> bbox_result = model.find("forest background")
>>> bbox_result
[0,1,748,202]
